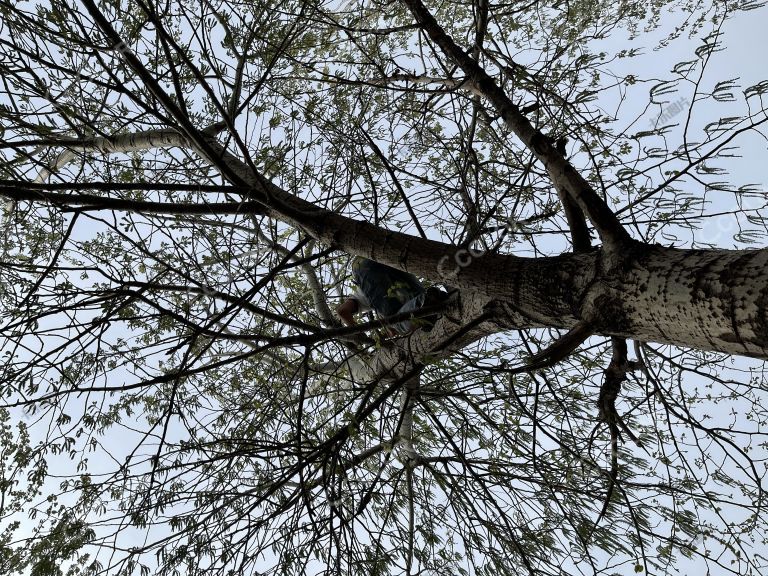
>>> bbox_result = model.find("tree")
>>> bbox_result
[1,0,767,574]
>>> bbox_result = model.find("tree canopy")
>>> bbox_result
[1,0,768,575]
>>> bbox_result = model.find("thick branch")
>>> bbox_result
[0,182,262,215]
[400,0,631,248]
[33,129,192,183]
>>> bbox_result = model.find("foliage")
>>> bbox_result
[1,0,768,575]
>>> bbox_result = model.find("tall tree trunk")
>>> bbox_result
[579,242,768,358]
[457,241,768,359]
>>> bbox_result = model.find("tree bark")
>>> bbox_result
[466,241,768,359]
[585,242,768,358]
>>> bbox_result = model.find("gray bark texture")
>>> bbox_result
[392,240,768,361]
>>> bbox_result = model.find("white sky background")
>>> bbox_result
[3,2,768,575]
[600,6,768,245]
[584,6,768,573]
